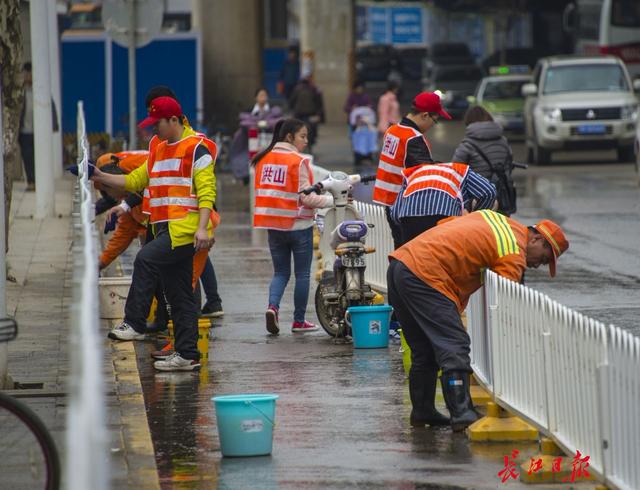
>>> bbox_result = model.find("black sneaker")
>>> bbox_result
[201,302,224,318]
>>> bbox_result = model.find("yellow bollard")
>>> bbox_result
[468,402,539,442]
[167,318,212,364]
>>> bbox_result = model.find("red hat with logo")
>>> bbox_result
[413,92,452,120]
[138,96,182,128]
[533,219,569,277]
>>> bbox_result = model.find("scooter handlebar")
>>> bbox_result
[513,162,528,169]
[359,175,377,184]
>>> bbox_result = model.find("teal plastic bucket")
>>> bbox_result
[212,394,279,457]
[347,305,393,349]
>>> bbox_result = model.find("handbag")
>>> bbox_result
[466,141,517,216]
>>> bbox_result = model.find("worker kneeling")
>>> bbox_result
[388,210,568,431]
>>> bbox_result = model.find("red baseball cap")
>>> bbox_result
[533,219,569,277]
[413,92,452,120]
[138,96,182,128]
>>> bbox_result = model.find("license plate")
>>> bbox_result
[342,256,365,267]
[576,124,606,135]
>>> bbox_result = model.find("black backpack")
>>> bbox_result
[466,141,517,216]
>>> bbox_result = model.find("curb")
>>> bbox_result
[111,340,161,489]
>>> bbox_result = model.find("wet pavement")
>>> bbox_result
[132,165,602,489]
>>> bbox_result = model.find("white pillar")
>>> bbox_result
[48,0,63,179]
[30,0,55,218]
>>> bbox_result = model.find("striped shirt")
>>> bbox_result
[391,165,496,221]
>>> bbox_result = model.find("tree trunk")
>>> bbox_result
[0,0,24,252]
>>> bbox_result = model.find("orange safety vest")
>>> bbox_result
[253,147,314,230]
[145,135,205,224]
[403,162,469,203]
[142,132,217,216]
[372,123,431,206]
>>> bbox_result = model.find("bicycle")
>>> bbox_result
[0,318,61,490]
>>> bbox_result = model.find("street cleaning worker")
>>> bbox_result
[390,161,497,244]
[388,211,568,431]
[252,118,332,335]
[91,96,216,372]
[373,91,451,249]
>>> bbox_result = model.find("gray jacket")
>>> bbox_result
[452,121,512,180]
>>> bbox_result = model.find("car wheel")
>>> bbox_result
[617,144,635,163]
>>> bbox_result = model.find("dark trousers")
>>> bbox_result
[384,206,403,250]
[19,133,35,184]
[399,215,446,245]
[387,259,471,373]
[200,256,222,307]
[124,229,199,360]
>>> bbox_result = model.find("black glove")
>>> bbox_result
[66,161,96,177]
[103,212,117,234]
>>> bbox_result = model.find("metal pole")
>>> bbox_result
[48,0,63,178]
[0,67,8,388]
[30,0,55,218]
[128,0,138,149]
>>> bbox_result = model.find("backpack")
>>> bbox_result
[466,141,517,216]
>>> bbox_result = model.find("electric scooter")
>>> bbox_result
[300,171,377,337]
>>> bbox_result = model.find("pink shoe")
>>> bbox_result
[266,305,279,335]
[292,321,320,333]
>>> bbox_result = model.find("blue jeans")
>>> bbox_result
[267,227,314,323]
[200,256,222,307]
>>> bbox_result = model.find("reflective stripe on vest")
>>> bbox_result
[403,163,469,203]
[479,209,520,257]
[146,135,202,223]
[253,147,314,230]
[142,130,217,217]
[373,123,431,206]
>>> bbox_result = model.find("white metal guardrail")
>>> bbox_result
[467,271,640,490]
[66,101,108,490]
[353,201,393,293]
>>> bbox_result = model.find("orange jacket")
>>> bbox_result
[99,213,147,269]
[390,210,527,312]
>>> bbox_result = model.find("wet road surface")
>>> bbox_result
[134,172,600,489]
[131,120,633,488]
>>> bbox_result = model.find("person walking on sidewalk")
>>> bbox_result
[377,80,401,135]
[387,211,568,431]
[372,91,450,249]
[91,96,216,371]
[252,119,332,335]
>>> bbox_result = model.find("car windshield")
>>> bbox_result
[543,64,629,94]
[435,66,483,83]
[482,80,528,99]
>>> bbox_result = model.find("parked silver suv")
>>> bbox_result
[523,56,640,164]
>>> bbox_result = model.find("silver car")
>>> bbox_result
[523,55,640,164]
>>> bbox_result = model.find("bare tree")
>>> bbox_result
[0,0,24,253]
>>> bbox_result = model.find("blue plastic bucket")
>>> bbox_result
[212,394,279,457]
[347,305,393,349]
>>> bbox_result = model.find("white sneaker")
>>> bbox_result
[153,352,201,372]
[108,321,146,341]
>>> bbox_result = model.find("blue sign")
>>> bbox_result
[391,7,423,44]
[369,7,389,44]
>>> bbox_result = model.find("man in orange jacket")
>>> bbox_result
[388,210,568,432]
[95,151,148,270]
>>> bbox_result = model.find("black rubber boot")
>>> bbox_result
[409,368,450,427]
[441,371,480,432]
